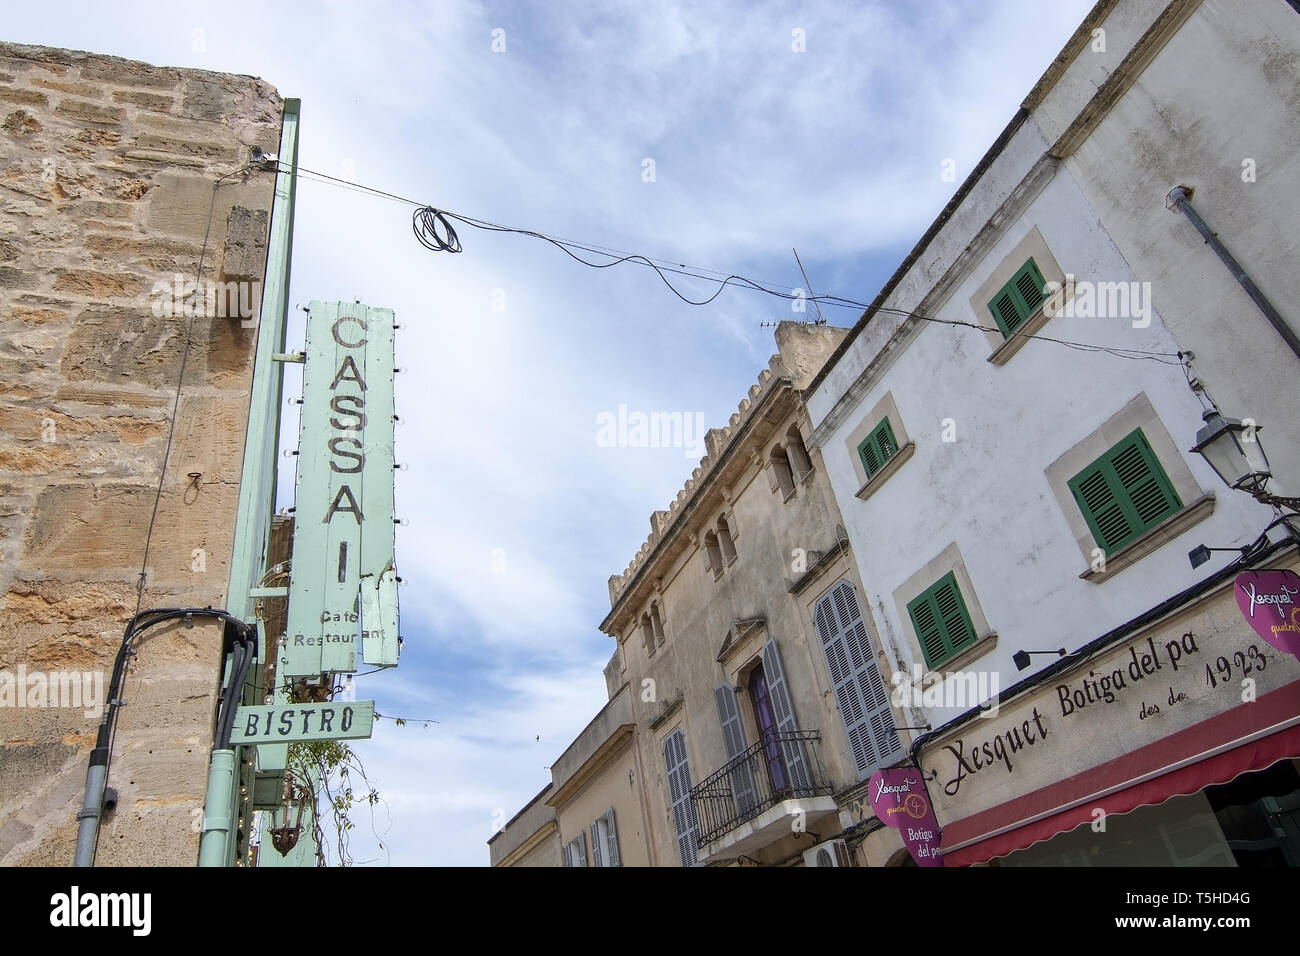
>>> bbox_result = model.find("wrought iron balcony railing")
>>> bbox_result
[690,730,833,847]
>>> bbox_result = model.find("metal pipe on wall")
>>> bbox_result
[1166,185,1300,361]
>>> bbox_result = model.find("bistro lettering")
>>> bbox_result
[242,705,358,738]
[942,706,1049,796]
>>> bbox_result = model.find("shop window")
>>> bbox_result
[1205,760,1300,867]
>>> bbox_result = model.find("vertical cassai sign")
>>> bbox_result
[285,301,400,678]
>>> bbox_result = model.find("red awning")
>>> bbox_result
[940,679,1300,866]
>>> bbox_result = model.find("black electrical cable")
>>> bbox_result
[215,628,258,750]
[82,607,255,865]
[283,162,1181,366]
[412,207,462,253]
[99,611,254,784]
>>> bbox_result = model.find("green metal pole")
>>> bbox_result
[197,750,236,866]
[198,98,300,867]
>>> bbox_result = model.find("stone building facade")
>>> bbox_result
[494,322,914,866]
[0,42,282,865]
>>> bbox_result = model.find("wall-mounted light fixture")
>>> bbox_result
[1013,648,1066,671]
[1187,543,1252,570]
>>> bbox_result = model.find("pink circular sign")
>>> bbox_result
[1234,570,1300,659]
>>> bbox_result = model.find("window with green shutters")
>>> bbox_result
[907,571,978,668]
[856,417,898,480]
[1068,428,1183,556]
[987,258,1049,338]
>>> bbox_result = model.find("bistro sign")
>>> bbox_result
[230,700,375,744]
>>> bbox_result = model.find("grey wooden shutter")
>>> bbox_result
[714,682,758,818]
[576,830,587,867]
[816,580,903,780]
[663,729,700,867]
[604,808,621,867]
[761,639,812,791]
[589,820,605,867]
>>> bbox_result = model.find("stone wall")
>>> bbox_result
[0,41,282,866]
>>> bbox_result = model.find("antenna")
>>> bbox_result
[793,247,827,325]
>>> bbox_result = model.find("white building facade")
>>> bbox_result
[805,0,1300,866]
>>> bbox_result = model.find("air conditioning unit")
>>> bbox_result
[803,839,851,868]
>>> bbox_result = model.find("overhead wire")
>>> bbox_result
[281,161,1182,365]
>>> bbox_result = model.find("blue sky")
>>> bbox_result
[8,0,1095,864]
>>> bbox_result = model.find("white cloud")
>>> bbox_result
[6,0,1096,866]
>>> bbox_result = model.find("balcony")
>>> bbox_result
[690,730,837,863]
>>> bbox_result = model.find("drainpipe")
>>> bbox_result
[1165,185,1300,361]
[197,749,238,867]
[72,728,111,867]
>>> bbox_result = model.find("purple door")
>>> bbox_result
[749,666,789,795]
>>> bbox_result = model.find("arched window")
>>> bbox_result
[650,602,665,647]
[717,514,737,565]
[704,530,723,576]
[641,612,656,656]
[770,444,796,500]
[786,426,813,481]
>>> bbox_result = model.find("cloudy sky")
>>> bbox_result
[9,0,1095,865]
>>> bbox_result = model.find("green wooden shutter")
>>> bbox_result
[857,417,898,479]
[1068,428,1182,555]
[987,258,1048,337]
[713,683,758,819]
[907,571,978,668]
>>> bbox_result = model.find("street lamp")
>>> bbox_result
[1189,408,1300,510]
